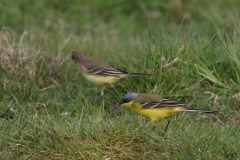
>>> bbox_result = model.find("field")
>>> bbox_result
[0,0,240,159]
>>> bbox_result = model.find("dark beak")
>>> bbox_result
[114,103,121,110]
[71,55,75,60]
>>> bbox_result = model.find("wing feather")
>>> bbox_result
[141,97,187,109]
[87,65,129,76]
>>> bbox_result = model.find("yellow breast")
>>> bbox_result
[83,74,125,85]
[78,64,126,85]
[130,103,183,120]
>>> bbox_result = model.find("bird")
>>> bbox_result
[114,92,218,133]
[71,51,154,106]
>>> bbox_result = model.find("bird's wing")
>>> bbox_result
[87,65,129,76]
[134,94,187,109]
[133,94,162,107]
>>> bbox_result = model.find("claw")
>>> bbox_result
[97,95,103,105]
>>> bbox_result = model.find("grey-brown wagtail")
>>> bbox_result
[71,51,153,105]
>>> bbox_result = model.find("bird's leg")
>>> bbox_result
[97,86,105,105]
[109,84,115,112]
[150,119,157,131]
[160,118,171,137]
[164,118,171,133]
[145,119,157,135]
[148,118,170,136]
[108,84,119,104]
[150,126,156,131]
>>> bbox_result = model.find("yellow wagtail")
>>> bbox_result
[71,51,153,104]
[115,93,218,132]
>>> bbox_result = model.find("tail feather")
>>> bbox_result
[129,73,154,76]
[183,108,218,114]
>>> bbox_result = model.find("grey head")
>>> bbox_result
[114,92,139,109]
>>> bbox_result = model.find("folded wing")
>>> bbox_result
[141,97,187,109]
[87,65,129,76]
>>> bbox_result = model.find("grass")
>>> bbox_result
[1,0,240,159]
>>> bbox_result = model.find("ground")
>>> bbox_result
[0,0,240,159]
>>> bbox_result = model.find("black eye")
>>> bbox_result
[122,98,129,103]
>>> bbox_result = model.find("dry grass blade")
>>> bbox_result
[0,27,37,81]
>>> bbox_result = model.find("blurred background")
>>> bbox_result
[1,0,239,36]
[1,0,240,105]
[1,0,240,98]
[1,0,239,66]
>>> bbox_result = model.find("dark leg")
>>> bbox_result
[160,118,171,137]
[144,119,157,135]
[150,126,156,131]
[147,118,171,136]
[109,84,115,112]
[97,86,105,105]
[150,119,157,131]
[144,125,156,135]
[164,118,171,133]
[97,95,103,105]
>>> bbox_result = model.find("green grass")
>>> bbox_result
[1,0,240,159]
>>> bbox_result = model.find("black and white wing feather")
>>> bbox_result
[141,97,187,109]
[87,65,129,76]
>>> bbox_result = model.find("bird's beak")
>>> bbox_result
[114,103,121,110]
[71,55,75,60]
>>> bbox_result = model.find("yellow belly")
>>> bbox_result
[131,104,183,120]
[83,74,125,85]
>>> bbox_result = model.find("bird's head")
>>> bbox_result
[71,51,86,63]
[114,92,139,109]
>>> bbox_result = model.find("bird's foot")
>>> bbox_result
[97,95,103,105]
[158,133,165,137]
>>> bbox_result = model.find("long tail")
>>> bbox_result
[183,108,218,114]
[129,73,154,76]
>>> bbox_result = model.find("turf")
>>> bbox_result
[0,0,240,159]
